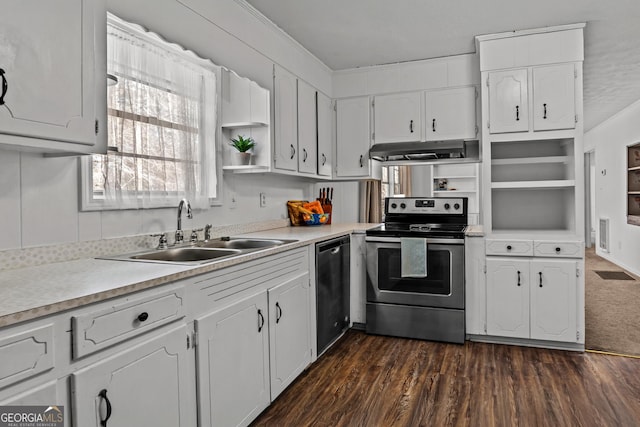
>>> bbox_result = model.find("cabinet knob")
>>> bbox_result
[555,247,561,253]
[506,245,512,251]
[0,69,7,106]
[516,105,520,121]
[137,312,149,322]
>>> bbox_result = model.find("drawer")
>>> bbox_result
[0,324,54,389]
[534,241,583,258]
[72,286,184,359]
[485,239,533,256]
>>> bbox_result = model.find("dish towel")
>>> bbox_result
[401,237,428,278]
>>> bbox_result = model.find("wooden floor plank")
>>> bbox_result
[252,331,640,427]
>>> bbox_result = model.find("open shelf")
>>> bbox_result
[222,165,270,173]
[492,179,575,189]
[628,143,640,224]
[221,121,268,130]
[491,156,569,166]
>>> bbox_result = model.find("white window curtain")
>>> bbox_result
[85,14,218,210]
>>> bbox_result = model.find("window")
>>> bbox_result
[81,14,219,210]
[381,166,412,215]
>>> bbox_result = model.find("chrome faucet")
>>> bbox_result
[175,198,193,244]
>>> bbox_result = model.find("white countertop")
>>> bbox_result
[0,223,377,328]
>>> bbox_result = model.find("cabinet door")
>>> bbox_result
[530,260,577,342]
[488,69,529,134]
[0,0,103,149]
[317,92,333,177]
[268,273,311,399]
[486,258,530,338]
[222,70,251,125]
[274,65,298,171]
[373,92,422,143]
[425,87,477,141]
[532,64,576,131]
[336,97,371,177]
[297,80,318,175]
[195,291,270,427]
[71,324,193,427]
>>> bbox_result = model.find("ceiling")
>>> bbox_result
[245,0,640,131]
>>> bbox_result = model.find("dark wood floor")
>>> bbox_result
[252,330,640,427]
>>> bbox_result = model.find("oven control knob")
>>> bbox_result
[444,203,450,210]
[454,203,460,210]
[391,203,397,209]
[400,203,406,209]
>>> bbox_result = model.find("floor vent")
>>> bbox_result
[599,218,610,252]
[595,271,636,281]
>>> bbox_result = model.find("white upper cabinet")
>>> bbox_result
[222,70,252,125]
[336,97,372,178]
[532,63,576,131]
[274,65,299,172]
[297,80,318,175]
[373,92,422,143]
[0,0,106,154]
[316,92,333,177]
[425,87,477,141]
[488,69,529,134]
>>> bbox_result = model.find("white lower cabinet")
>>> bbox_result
[71,324,193,427]
[268,273,311,399]
[486,257,578,343]
[195,291,270,427]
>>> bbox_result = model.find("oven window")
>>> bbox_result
[377,248,451,295]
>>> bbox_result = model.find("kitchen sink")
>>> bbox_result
[100,237,298,265]
[129,247,241,263]
[197,238,297,250]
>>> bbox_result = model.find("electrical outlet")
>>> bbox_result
[260,192,267,207]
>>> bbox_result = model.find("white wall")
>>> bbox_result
[0,0,340,251]
[585,99,640,275]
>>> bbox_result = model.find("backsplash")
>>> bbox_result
[0,219,289,272]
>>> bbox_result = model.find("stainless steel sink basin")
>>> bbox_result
[197,238,296,250]
[129,247,241,262]
[99,237,298,265]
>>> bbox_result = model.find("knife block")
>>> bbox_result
[321,203,332,224]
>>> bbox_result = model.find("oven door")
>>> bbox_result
[366,236,464,309]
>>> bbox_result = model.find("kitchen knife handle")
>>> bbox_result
[98,389,112,427]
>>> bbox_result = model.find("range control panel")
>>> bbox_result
[385,197,465,215]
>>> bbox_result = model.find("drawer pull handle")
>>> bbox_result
[539,272,543,287]
[0,69,7,105]
[516,105,520,121]
[98,389,112,427]
[517,271,521,286]
[555,247,561,253]
[506,245,512,251]
[276,302,283,323]
[257,309,265,332]
[137,312,149,322]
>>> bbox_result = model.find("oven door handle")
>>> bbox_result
[365,236,464,245]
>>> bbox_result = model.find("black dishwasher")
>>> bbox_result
[316,235,350,355]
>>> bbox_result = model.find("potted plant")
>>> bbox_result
[229,135,256,165]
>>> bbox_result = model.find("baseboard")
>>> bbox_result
[351,322,366,331]
[467,334,585,352]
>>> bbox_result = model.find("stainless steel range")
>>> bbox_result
[365,197,467,344]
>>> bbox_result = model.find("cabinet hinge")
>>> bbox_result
[475,125,479,136]
[576,331,580,341]
[486,77,490,88]
[575,115,578,124]
[475,87,479,99]
[333,101,337,112]
[95,119,99,135]
[371,99,375,108]
[487,121,490,129]
[574,68,578,78]
[187,332,197,349]
[372,132,375,141]
[576,267,581,277]
[483,264,487,274]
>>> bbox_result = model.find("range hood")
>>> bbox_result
[369,140,480,165]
